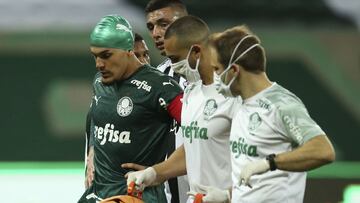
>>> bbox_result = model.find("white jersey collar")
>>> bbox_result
[201,82,220,98]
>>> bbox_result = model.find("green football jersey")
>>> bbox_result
[79,65,182,203]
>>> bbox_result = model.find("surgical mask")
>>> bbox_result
[214,35,260,97]
[170,46,201,83]
[213,71,236,97]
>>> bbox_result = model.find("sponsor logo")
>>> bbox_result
[230,137,259,158]
[117,97,133,117]
[94,95,101,106]
[86,193,103,201]
[283,115,303,143]
[256,98,272,111]
[203,99,217,120]
[94,123,131,145]
[116,24,132,33]
[248,112,262,131]
[162,80,174,86]
[131,79,152,92]
[181,121,208,143]
[94,77,102,84]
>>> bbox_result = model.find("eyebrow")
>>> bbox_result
[91,50,110,56]
[156,18,171,24]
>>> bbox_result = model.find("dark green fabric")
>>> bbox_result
[79,64,182,202]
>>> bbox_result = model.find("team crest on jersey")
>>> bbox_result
[248,112,262,131]
[117,96,133,117]
[203,99,217,120]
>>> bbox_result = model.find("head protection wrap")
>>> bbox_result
[90,15,134,50]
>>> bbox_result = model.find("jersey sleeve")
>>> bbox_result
[85,109,93,147]
[87,77,97,147]
[167,93,183,123]
[276,102,325,146]
[154,75,183,115]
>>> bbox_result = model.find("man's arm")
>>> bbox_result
[239,135,335,187]
[274,135,335,171]
[85,109,95,189]
[126,144,186,187]
[85,146,95,189]
[153,144,187,182]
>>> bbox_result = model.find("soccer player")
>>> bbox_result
[78,15,183,203]
[126,16,240,203]
[145,0,189,88]
[134,33,151,65]
[196,25,336,202]
[142,1,190,202]
[84,33,151,190]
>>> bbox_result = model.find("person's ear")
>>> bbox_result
[127,50,135,57]
[190,45,201,59]
[230,63,240,75]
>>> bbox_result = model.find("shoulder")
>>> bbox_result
[156,58,171,72]
[135,65,182,92]
[92,72,102,84]
[263,83,305,112]
[92,72,106,90]
[139,65,176,82]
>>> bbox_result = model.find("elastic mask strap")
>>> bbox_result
[228,35,253,65]
[221,43,260,79]
[232,43,260,65]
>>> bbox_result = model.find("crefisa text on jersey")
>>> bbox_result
[94,123,131,145]
[131,79,152,92]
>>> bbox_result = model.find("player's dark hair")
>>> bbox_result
[145,0,187,14]
[164,15,209,48]
[134,33,144,42]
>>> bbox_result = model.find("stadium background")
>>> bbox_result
[0,0,359,202]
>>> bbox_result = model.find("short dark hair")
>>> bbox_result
[145,0,187,14]
[210,26,266,73]
[164,15,209,48]
[134,33,144,42]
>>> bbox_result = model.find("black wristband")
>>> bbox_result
[266,154,277,171]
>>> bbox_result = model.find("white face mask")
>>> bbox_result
[170,46,201,83]
[214,35,260,97]
[213,71,236,97]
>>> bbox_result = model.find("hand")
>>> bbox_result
[85,146,95,189]
[239,159,270,187]
[121,163,147,171]
[187,182,230,203]
[126,167,157,191]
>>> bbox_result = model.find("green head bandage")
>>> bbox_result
[90,15,134,50]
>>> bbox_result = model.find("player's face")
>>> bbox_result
[212,45,240,95]
[90,47,130,85]
[134,40,150,64]
[164,36,190,64]
[146,7,181,56]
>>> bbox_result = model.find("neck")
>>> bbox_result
[239,72,272,100]
[123,56,143,79]
[201,72,213,85]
